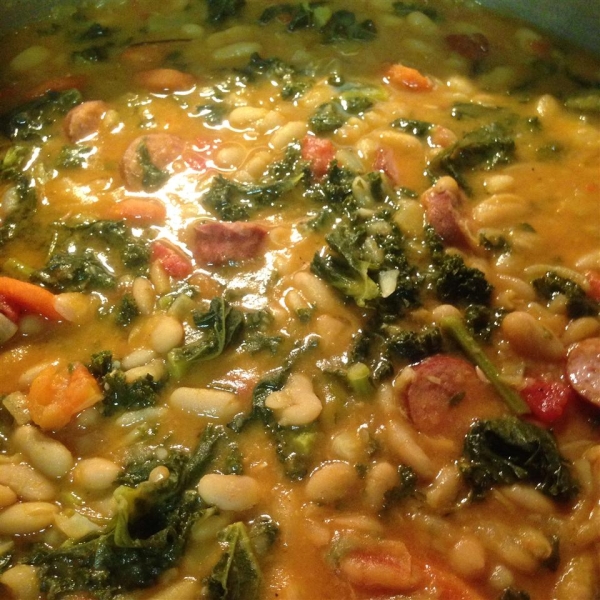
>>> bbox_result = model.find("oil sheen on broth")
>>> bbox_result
[0,1,598,599]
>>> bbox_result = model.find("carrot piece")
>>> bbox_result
[109,198,167,224]
[0,277,61,320]
[27,363,103,430]
[386,64,433,91]
[422,559,486,600]
[25,75,87,101]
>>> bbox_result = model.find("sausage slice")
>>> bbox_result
[566,337,600,406]
[194,221,267,265]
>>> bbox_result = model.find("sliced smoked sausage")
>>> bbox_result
[566,337,600,406]
[194,221,267,265]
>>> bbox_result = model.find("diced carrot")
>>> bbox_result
[585,270,600,301]
[0,277,61,320]
[27,363,103,430]
[120,43,166,70]
[109,198,167,224]
[386,64,433,91]
[301,135,336,178]
[151,240,193,278]
[25,75,88,101]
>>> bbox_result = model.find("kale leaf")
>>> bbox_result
[321,10,377,43]
[532,271,599,319]
[205,0,246,24]
[167,298,244,379]
[460,417,579,502]
[0,177,37,247]
[31,220,150,293]
[203,142,307,221]
[29,425,225,599]
[208,522,262,600]
[1,89,82,141]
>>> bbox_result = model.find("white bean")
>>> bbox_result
[124,358,166,384]
[0,502,57,535]
[448,536,486,578]
[0,463,56,501]
[12,425,74,479]
[10,46,50,71]
[197,474,260,511]
[0,564,40,600]
[264,373,322,426]
[305,462,358,504]
[212,42,262,64]
[54,292,95,324]
[472,193,530,227]
[364,462,398,510]
[385,419,435,480]
[150,315,184,354]
[292,271,341,314]
[0,313,18,344]
[0,485,17,508]
[120,348,157,370]
[145,579,202,600]
[72,458,121,493]
[2,392,30,425]
[169,387,241,421]
[562,317,600,345]
[502,311,565,361]
[132,276,156,315]
[269,121,308,151]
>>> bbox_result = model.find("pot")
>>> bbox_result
[0,0,599,56]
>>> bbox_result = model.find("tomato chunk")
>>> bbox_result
[520,379,575,423]
[302,136,336,178]
[151,241,193,279]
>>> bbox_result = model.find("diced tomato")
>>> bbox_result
[151,240,193,279]
[373,146,402,186]
[585,270,600,302]
[0,295,20,323]
[520,380,576,424]
[529,39,552,58]
[301,136,336,178]
[110,197,167,224]
[445,33,490,61]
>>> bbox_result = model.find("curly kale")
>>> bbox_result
[460,417,579,502]
[203,142,307,221]
[1,89,82,141]
[167,298,244,379]
[532,270,599,318]
[29,425,227,599]
[205,0,246,24]
[31,220,150,292]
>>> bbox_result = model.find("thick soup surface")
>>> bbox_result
[0,1,598,599]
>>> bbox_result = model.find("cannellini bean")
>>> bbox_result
[212,42,262,64]
[269,121,308,151]
[484,174,515,194]
[576,249,600,271]
[205,25,260,49]
[331,431,366,463]
[499,484,556,515]
[553,555,598,600]
[562,317,600,345]
[264,373,322,426]
[12,425,74,479]
[0,501,58,535]
[72,458,121,493]
[54,292,96,324]
[0,485,17,508]
[10,46,50,71]
[448,536,486,578]
[502,311,565,361]
[132,276,156,315]
[0,564,40,600]
[472,193,530,227]
[0,463,56,501]
[2,392,30,426]
[315,314,352,354]
[425,464,462,510]
[228,106,269,130]
[385,419,435,480]
[305,461,358,504]
[0,313,18,345]
[169,387,241,421]
[292,271,341,314]
[124,358,166,384]
[150,260,171,294]
[364,462,398,510]
[197,474,260,511]
[150,315,184,354]
[120,348,157,370]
